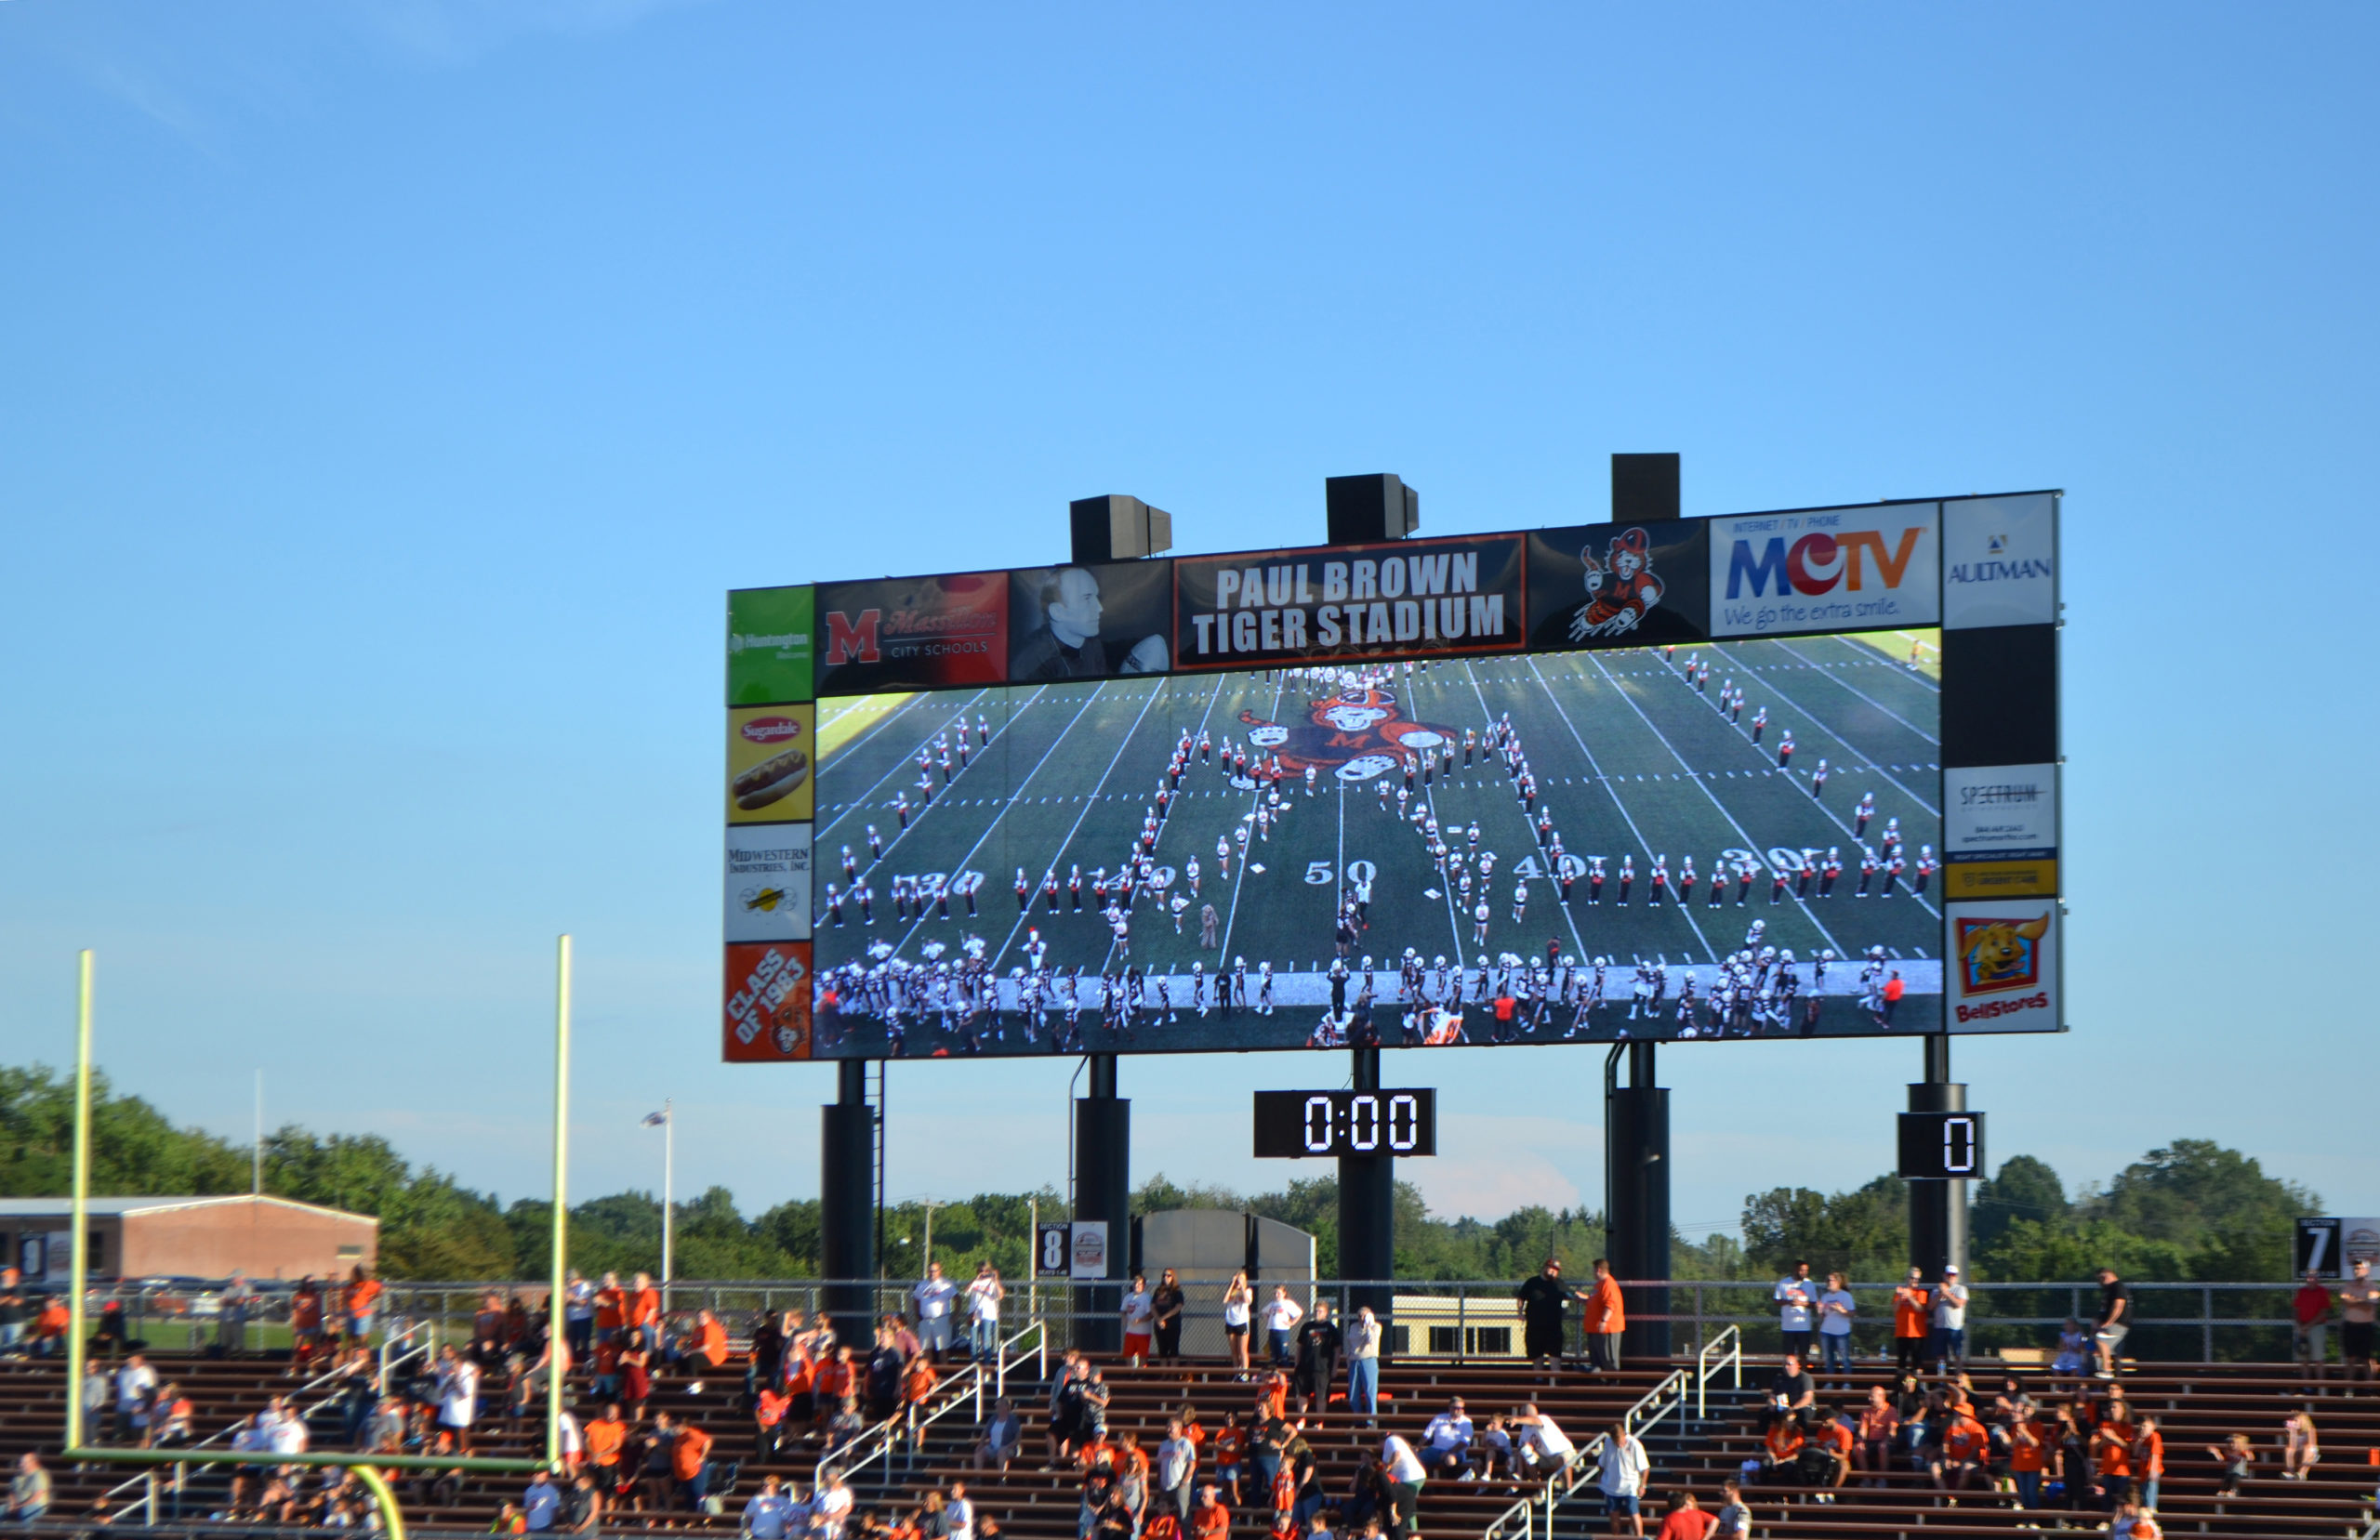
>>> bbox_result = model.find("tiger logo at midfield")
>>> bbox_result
[1237,686,1460,782]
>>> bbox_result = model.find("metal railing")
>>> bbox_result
[1692,1324,1740,1421]
[46,1276,2314,1364]
[86,1319,433,1525]
[823,1318,1047,1487]
[1481,1370,1688,1540]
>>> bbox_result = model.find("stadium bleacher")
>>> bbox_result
[6,1340,2375,1540]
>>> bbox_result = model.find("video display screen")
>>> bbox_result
[805,631,1961,1056]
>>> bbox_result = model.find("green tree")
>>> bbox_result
[1973,1155,2068,1252]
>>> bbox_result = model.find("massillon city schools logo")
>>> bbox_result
[1236,686,1461,783]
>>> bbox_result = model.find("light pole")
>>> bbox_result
[642,1101,674,1292]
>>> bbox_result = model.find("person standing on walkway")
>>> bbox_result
[1347,1307,1382,1423]
[1579,1260,1626,1374]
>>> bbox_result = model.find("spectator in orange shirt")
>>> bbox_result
[1891,1267,1930,1375]
[1853,1385,1898,1486]
[2133,1415,2163,1512]
[1579,1258,1626,1374]
[342,1268,383,1346]
[2088,1419,2133,1507]
[585,1404,628,1481]
[593,1273,625,1344]
[1651,1492,1714,1540]
[1758,1413,1802,1486]
[1933,1408,1989,1494]
[669,1416,713,1511]
[2006,1410,2048,1509]
[1189,1482,1232,1540]
[626,1273,662,1355]
[690,1309,729,1370]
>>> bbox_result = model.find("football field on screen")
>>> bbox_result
[808,632,1949,1057]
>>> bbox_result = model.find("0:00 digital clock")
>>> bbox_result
[1252,1089,1435,1157]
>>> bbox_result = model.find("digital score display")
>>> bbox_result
[1897,1111,1985,1178]
[1254,1089,1435,1158]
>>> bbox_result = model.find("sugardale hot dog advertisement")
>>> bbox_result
[721,492,2068,1060]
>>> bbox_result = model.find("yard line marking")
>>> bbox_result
[1215,675,1289,965]
[1768,638,1940,744]
[1457,662,1587,964]
[879,681,1118,967]
[819,686,1009,849]
[1672,649,1942,821]
[1654,655,1944,917]
[831,686,1055,881]
[1574,652,1853,959]
[1517,657,1717,964]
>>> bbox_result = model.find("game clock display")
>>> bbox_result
[1896,1110,1985,1178]
[1253,1089,1435,1157]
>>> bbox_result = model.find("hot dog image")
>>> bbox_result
[733,746,810,810]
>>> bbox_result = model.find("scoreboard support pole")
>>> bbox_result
[821,1060,877,1316]
[1075,1053,1130,1352]
[1339,1047,1396,1333]
[1606,1042,1672,1361]
[1907,1036,1970,1280]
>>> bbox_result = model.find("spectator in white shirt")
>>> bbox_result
[1347,1307,1382,1422]
[1774,1263,1817,1364]
[1380,1436,1427,1540]
[112,1354,157,1444]
[1156,1417,1197,1518]
[965,1266,1005,1362]
[812,1471,854,1540]
[914,1263,959,1360]
[1931,1264,1969,1373]
[944,1481,975,1540]
[1596,1424,1649,1539]
[1419,1398,1474,1479]
[1817,1272,1857,1388]
[1511,1403,1575,1474]
[1262,1287,1305,1368]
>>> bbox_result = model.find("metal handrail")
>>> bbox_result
[1693,1323,1740,1420]
[825,1318,1045,1487]
[93,1319,436,1523]
[1482,1369,1686,1540]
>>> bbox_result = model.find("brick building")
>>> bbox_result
[0,1195,378,1283]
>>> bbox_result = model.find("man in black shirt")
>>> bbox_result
[1294,1301,1342,1415]
[2093,1269,2131,1380]
[1515,1259,1573,1372]
[1767,1353,1815,1417]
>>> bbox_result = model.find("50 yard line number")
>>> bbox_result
[1304,858,1378,887]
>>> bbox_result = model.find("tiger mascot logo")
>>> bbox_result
[1236,686,1460,781]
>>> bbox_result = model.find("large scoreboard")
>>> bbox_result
[721,492,2062,1061]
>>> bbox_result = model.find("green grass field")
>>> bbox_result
[810,633,1950,1056]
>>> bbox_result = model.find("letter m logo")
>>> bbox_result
[1726,537,1790,599]
[825,608,882,665]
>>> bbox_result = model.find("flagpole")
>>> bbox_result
[662,1100,674,1290]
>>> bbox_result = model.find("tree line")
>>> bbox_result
[0,1063,2314,1283]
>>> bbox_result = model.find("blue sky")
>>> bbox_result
[4,2,2373,1240]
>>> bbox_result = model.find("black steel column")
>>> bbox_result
[1606,1042,1672,1359]
[1075,1054,1130,1352]
[1339,1047,1396,1333]
[1909,1036,1968,1280]
[821,1060,876,1317]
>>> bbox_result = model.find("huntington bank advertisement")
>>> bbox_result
[1171,533,1524,670]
